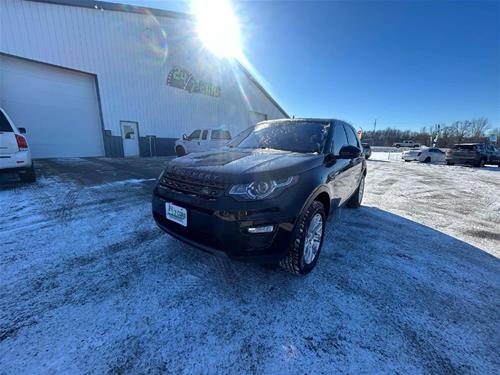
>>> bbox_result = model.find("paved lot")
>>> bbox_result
[0,154,499,374]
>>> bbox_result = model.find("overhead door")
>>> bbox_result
[0,54,104,158]
[248,111,267,127]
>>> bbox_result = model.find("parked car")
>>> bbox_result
[417,147,446,163]
[485,144,500,166]
[361,143,372,159]
[402,149,421,162]
[393,140,420,148]
[445,143,490,167]
[153,118,367,275]
[0,108,36,182]
[175,128,232,156]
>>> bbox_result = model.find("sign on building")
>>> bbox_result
[167,66,221,97]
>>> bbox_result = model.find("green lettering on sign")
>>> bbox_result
[166,66,221,98]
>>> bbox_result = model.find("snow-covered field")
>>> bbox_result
[0,155,499,374]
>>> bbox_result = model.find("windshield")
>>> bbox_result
[227,121,329,153]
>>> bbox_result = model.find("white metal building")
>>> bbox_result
[0,0,288,158]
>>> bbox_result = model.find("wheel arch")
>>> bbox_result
[299,185,332,220]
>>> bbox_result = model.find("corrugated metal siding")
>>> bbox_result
[0,0,286,139]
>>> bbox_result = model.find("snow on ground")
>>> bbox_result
[0,156,499,374]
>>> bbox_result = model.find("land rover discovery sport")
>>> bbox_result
[152,119,367,275]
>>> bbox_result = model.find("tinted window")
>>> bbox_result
[230,121,329,153]
[331,123,348,155]
[0,111,13,132]
[188,129,201,140]
[343,124,359,147]
[201,130,208,140]
[211,129,231,140]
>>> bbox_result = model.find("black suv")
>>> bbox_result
[152,119,367,275]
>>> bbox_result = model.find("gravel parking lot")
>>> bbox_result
[1,154,499,374]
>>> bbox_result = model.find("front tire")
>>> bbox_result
[347,176,365,208]
[280,200,325,276]
[175,146,186,157]
[423,157,431,163]
[477,159,485,168]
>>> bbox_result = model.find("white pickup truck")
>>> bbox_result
[393,140,420,148]
[175,128,232,156]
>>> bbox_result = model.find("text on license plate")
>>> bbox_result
[165,202,187,227]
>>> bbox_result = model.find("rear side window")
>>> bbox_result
[343,124,360,147]
[201,130,208,140]
[0,111,13,132]
[211,129,231,140]
[331,123,348,155]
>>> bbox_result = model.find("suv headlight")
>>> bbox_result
[229,176,298,201]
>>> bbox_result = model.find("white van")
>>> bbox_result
[0,108,36,182]
[174,128,232,156]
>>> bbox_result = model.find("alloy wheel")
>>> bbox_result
[304,213,323,264]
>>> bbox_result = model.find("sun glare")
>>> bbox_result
[191,0,243,59]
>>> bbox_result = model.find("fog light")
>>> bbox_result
[247,225,274,234]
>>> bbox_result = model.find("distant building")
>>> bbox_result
[0,0,287,158]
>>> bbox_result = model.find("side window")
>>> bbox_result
[188,129,201,140]
[201,130,208,140]
[343,124,359,147]
[331,123,348,155]
[211,130,232,140]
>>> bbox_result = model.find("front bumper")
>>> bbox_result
[152,189,298,263]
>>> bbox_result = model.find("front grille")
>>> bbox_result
[159,172,227,198]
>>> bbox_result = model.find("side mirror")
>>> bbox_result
[18,127,26,134]
[323,152,336,165]
[182,134,188,141]
[338,145,361,159]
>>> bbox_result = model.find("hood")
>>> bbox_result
[164,148,322,183]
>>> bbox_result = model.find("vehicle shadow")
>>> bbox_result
[161,205,499,372]
[0,173,28,190]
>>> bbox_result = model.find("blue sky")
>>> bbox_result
[115,1,499,131]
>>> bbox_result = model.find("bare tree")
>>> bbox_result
[452,121,470,143]
[470,117,489,141]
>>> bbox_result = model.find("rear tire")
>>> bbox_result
[347,176,365,208]
[280,200,325,276]
[19,164,36,183]
[477,159,485,168]
[175,146,186,157]
[446,161,454,165]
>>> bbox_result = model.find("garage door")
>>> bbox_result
[0,55,104,158]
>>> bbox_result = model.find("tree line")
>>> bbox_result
[362,118,499,148]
